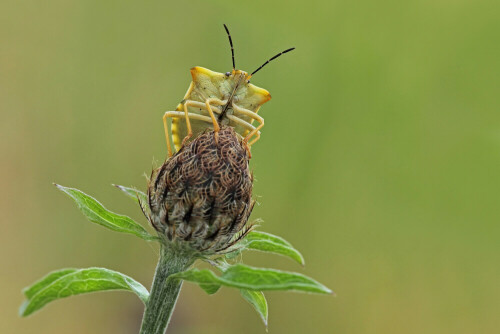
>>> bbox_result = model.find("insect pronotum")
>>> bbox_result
[163,24,294,157]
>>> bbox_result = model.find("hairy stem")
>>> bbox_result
[139,244,195,334]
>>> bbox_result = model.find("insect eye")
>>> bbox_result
[225,72,231,76]
[246,80,250,84]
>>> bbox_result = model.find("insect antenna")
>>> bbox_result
[250,47,295,77]
[223,24,236,71]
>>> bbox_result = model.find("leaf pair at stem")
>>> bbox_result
[19,184,332,329]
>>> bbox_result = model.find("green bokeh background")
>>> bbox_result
[2,0,499,333]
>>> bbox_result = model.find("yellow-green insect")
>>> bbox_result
[163,24,294,157]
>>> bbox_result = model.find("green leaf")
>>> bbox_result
[232,231,305,265]
[55,184,157,241]
[199,283,221,295]
[20,268,149,317]
[172,263,332,294]
[113,184,151,217]
[23,269,78,299]
[240,289,268,326]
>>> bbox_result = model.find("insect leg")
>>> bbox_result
[180,100,217,145]
[231,103,265,146]
[163,112,174,157]
[204,98,226,122]
[224,114,261,159]
[165,111,213,123]
[248,131,261,146]
[163,111,213,156]
[225,114,259,134]
[162,83,196,156]
[182,102,194,146]
[187,92,226,118]
[204,98,227,141]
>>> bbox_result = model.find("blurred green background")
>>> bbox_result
[2,0,499,333]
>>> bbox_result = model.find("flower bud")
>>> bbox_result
[148,127,255,254]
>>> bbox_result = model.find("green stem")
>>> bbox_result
[139,244,195,334]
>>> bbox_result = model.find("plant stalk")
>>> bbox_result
[139,244,195,334]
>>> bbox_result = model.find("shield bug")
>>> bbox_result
[163,24,294,157]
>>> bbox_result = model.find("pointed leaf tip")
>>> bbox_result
[113,184,151,218]
[240,289,268,327]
